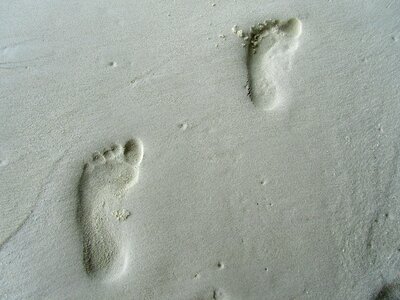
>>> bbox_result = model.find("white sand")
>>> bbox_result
[1,0,400,299]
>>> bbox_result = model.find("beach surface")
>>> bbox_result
[1,0,400,299]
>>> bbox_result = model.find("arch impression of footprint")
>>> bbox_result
[233,18,302,111]
[77,138,143,279]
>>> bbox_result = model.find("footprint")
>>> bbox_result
[77,139,143,278]
[234,18,302,110]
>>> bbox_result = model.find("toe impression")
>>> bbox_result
[124,139,143,166]
[93,152,106,164]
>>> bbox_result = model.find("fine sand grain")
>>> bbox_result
[1,0,400,299]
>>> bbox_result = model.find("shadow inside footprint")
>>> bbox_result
[375,282,400,300]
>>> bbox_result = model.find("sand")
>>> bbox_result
[1,0,400,299]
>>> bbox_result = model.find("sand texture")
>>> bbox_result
[1,0,400,299]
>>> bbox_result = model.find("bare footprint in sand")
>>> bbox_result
[233,18,302,111]
[77,139,143,278]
